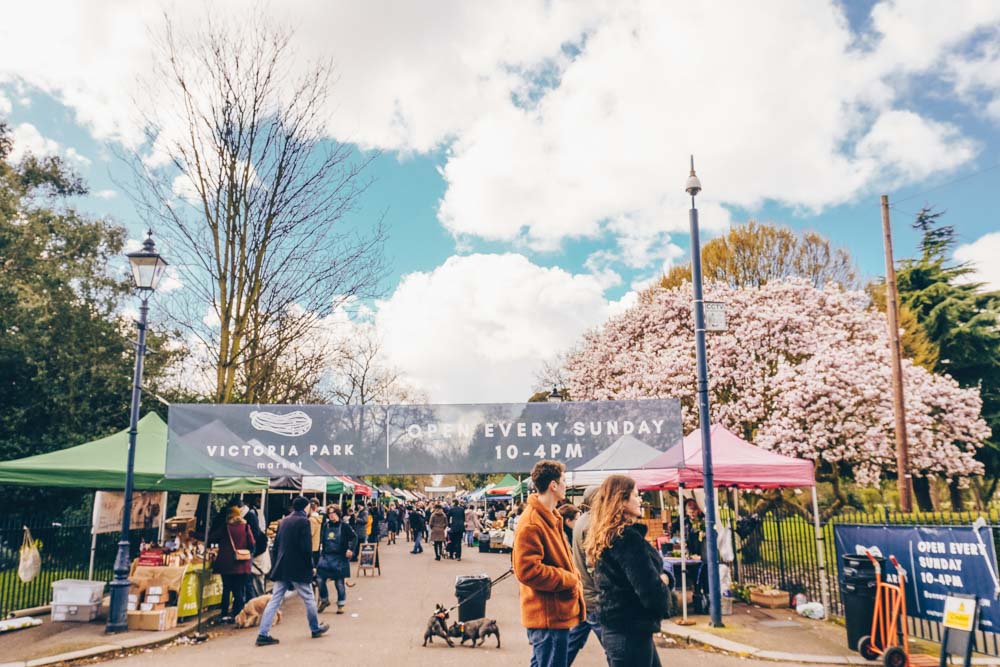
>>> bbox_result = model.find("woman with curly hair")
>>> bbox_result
[584,475,671,667]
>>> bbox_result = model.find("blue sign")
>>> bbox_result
[834,524,1000,632]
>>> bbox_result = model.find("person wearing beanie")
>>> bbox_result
[256,496,329,646]
[209,504,256,623]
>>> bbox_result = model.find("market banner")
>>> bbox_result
[165,399,683,477]
[834,524,1000,632]
[92,491,167,534]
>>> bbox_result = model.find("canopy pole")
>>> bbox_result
[260,490,267,527]
[730,487,741,585]
[88,525,98,581]
[339,493,343,509]
[323,490,328,507]
[158,493,167,544]
[658,490,665,519]
[811,486,831,611]
[193,493,212,643]
[677,484,691,625]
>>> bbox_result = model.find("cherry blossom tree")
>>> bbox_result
[564,279,989,505]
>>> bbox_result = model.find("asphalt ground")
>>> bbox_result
[86,537,778,666]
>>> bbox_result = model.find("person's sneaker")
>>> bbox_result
[219,615,234,624]
[336,606,345,615]
[317,599,330,613]
[311,623,330,638]
[256,635,279,647]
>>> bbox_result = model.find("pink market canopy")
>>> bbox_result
[633,424,815,490]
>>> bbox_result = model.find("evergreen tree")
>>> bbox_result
[896,207,1000,508]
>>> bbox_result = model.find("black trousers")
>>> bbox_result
[220,572,249,617]
[448,529,463,559]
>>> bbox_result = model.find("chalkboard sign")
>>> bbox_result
[357,542,380,576]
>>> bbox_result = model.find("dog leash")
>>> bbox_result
[445,567,514,614]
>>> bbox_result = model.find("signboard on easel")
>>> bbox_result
[357,542,380,576]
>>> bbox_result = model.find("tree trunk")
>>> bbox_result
[948,478,964,512]
[912,476,934,512]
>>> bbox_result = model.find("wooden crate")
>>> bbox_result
[750,589,789,608]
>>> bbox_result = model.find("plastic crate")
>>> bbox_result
[52,602,100,622]
[52,579,105,605]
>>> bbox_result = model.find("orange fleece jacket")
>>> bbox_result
[512,494,585,630]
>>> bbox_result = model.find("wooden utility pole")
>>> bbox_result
[881,195,913,512]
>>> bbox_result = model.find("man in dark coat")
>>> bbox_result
[408,503,426,554]
[447,502,466,561]
[256,496,329,646]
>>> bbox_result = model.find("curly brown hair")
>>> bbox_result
[583,475,636,567]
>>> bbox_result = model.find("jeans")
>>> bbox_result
[567,610,604,666]
[412,532,423,552]
[258,581,321,636]
[464,529,475,546]
[601,628,661,667]
[317,576,347,606]
[220,573,248,617]
[527,628,569,667]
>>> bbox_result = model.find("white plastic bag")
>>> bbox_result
[796,601,826,619]
[18,527,41,583]
[717,525,735,563]
[502,530,515,548]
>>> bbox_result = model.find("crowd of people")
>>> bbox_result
[513,460,673,667]
[205,469,674,664]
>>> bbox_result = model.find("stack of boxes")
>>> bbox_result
[126,577,179,631]
[51,579,106,622]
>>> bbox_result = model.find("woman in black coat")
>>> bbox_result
[585,475,671,667]
[316,505,356,614]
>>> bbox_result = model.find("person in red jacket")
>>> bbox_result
[210,505,256,623]
[512,460,585,667]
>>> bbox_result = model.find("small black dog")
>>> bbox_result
[423,603,454,647]
[447,618,501,648]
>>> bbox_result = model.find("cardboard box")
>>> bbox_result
[145,594,163,604]
[140,601,166,612]
[127,607,178,632]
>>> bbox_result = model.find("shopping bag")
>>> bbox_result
[502,529,515,549]
[18,527,41,583]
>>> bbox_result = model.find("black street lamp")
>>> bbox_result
[106,231,167,633]
[548,386,563,402]
[686,157,723,627]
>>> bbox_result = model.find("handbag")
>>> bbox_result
[228,524,252,561]
[502,529,515,549]
[18,527,41,583]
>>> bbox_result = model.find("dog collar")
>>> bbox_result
[435,612,447,619]
[459,622,465,632]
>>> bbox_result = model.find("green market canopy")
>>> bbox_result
[0,413,267,493]
[487,473,525,498]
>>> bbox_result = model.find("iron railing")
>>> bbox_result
[0,516,158,617]
[730,506,1000,656]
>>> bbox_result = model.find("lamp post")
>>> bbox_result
[685,157,723,627]
[106,231,167,633]
[548,386,563,402]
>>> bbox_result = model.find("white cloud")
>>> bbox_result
[955,232,1000,292]
[855,110,978,184]
[0,91,10,115]
[1,1,998,273]
[8,122,90,165]
[375,253,630,403]
[94,189,117,199]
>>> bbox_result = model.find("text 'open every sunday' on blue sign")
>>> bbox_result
[834,524,1000,632]
[164,399,684,477]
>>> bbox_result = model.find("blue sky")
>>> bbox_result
[2,1,999,402]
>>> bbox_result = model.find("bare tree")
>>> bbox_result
[126,12,386,403]
[323,327,424,406]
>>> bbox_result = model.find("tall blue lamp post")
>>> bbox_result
[686,157,723,627]
[106,231,167,633]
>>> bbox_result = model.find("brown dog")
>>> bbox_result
[423,603,453,647]
[234,594,282,629]
[448,618,501,648]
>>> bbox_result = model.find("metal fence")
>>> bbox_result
[731,506,1000,656]
[0,516,158,617]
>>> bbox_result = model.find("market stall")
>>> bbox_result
[632,424,824,618]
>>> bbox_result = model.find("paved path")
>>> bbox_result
[101,539,777,666]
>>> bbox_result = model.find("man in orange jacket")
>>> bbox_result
[513,460,585,667]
